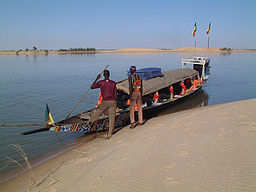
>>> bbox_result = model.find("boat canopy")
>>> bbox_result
[182,57,210,80]
[117,68,198,96]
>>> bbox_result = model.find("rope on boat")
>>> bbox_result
[0,124,46,127]
[65,65,109,120]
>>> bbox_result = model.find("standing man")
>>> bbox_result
[128,66,143,129]
[89,70,117,139]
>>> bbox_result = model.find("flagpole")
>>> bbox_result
[206,22,211,57]
[193,22,197,57]
[207,33,210,57]
[194,33,197,56]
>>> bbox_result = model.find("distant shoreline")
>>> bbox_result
[0,47,256,56]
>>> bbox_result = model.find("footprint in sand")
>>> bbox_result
[239,115,247,119]
[184,127,191,132]
[164,162,176,171]
[217,117,229,120]
[166,177,180,185]
[177,142,187,148]
[156,123,164,127]
[121,157,129,161]
[247,122,256,132]
[73,156,93,164]
[239,122,249,127]
[189,133,198,138]
[178,151,189,158]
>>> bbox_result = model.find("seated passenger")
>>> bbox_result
[192,76,200,90]
[184,78,192,89]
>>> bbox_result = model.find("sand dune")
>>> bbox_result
[172,47,221,52]
[1,98,256,192]
[99,47,220,53]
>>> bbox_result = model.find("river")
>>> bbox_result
[0,52,255,182]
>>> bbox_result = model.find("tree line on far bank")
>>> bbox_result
[15,47,49,55]
[58,48,96,52]
[220,47,232,51]
[13,47,97,55]
[15,47,96,52]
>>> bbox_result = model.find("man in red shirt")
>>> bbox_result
[89,70,117,139]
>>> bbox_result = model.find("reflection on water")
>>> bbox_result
[219,52,232,56]
[158,89,209,116]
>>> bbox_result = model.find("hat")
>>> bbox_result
[130,66,136,72]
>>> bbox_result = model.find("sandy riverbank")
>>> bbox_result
[1,47,256,55]
[1,98,256,192]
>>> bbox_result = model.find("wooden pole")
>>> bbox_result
[194,33,197,57]
[207,33,210,57]
[65,65,109,120]
[21,126,50,135]
[0,124,46,127]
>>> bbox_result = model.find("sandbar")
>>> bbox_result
[0,47,256,56]
[1,98,256,191]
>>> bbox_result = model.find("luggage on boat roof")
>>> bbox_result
[127,67,164,80]
[117,68,198,96]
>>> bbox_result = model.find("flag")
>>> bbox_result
[193,22,197,37]
[206,22,211,35]
[45,104,55,125]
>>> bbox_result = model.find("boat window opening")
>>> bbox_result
[143,87,170,105]
[172,82,182,96]
[205,63,210,76]
[193,64,203,77]
[143,96,153,107]
[158,87,171,101]
[184,78,192,90]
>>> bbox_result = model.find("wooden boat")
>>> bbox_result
[21,56,210,135]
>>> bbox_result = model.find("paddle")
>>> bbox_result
[65,65,109,120]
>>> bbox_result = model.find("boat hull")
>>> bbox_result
[49,110,130,132]
[49,83,205,133]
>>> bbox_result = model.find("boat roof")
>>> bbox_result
[117,68,198,96]
[182,57,210,66]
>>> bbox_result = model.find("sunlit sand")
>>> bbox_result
[1,99,256,191]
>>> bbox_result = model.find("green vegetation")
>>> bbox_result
[160,48,172,50]
[220,47,232,51]
[58,48,96,52]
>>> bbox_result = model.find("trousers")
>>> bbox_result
[130,91,143,124]
[90,100,117,135]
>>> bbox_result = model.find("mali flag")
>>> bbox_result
[193,22,197,37]
[45,104,55,125]
[206,22,211,35]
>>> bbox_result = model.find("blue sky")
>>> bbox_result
[0,0,255,50]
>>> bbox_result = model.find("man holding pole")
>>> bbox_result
[88,70,117,139]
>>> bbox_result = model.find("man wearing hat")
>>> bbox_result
[128,66,143,128]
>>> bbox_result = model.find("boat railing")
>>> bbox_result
[181,57,210,81]
[182,57,209,66]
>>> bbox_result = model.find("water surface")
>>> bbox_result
[0,52,256,181]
